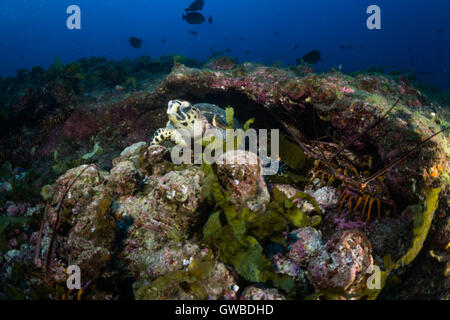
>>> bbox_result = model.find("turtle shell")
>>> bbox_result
[194,103,242,130]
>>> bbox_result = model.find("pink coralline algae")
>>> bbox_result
[240,286,286,300]
[340,86,355,94]
[307,229,373,297]
[62,110,99,142]
[286,227,323,267]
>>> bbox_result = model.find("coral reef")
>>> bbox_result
[0,55,448,300]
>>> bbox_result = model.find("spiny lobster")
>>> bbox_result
[276,98,448,224]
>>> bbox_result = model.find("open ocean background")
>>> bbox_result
[0,0,449,89]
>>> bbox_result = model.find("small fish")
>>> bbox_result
[339,45,347,50]
[182,12,206,24]
[240,37,246,41]
[185,0,205,12]
[348,45,354,50]
[438,28,445,34]
[273,32,279,36]
[297,50,322,65]
[245,50,251,54]
[161,36,167,44]
[129,37,143,48]
[188,30,198,36]
[208,16,213,24]
[293,44,299,50]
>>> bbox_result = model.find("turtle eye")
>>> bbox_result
[180,101,192,113]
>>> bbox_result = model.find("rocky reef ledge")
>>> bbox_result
[0,58,448,300]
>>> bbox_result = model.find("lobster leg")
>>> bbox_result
[377,199,382,220]
[366,198,375,224]
[361,196,369,220]
[353,196,364,215]
[338,190,351,214]
[348,196,354,215]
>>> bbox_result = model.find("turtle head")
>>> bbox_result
[167,100,199,128]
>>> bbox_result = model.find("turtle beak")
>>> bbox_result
[167,100,180,123]
[167,100,179,116]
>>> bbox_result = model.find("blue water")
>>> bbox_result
[1,0,449,89]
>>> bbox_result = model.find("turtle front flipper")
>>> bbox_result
[150,127,189,147]
[150,128,174,145]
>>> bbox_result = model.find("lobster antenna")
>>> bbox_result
[362,127,449,186]
[331,97,401,160]
[45,164,95,281]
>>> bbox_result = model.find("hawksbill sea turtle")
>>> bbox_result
[150,99,241,147]
[150,99,287,175]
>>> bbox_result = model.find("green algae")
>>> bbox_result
[279,133,312,171]
[52,142,103,175]
[200,161,316,293]
[365,186,443,300]
[133,252,217,300]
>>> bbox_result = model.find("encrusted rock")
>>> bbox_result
[120,141,148,158]
[307,229,373,297]
[240,286,286,300]
[145,242,201,279]
[43,165,116,284]
[132,247,237,300]
[156,168,205,214]
[216,150,270,212]
[118,167,206,281]
[107,160,141,196]
[287,227,323,267]
[145,145,169,167]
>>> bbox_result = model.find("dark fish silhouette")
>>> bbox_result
[188,30,198,36]
[129,37,143,48]
[339,45,347,50]
[185,0,205,12]
[273,32,279,36]
[293,44,299,50]
[161,35,167,44]
[245,50,251,54]
[208,16,213,24]
[183,12,206,24]
[438,28,445,34]
[348,45,354,50]
[297,50,322,65]
[240,37,246,41]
